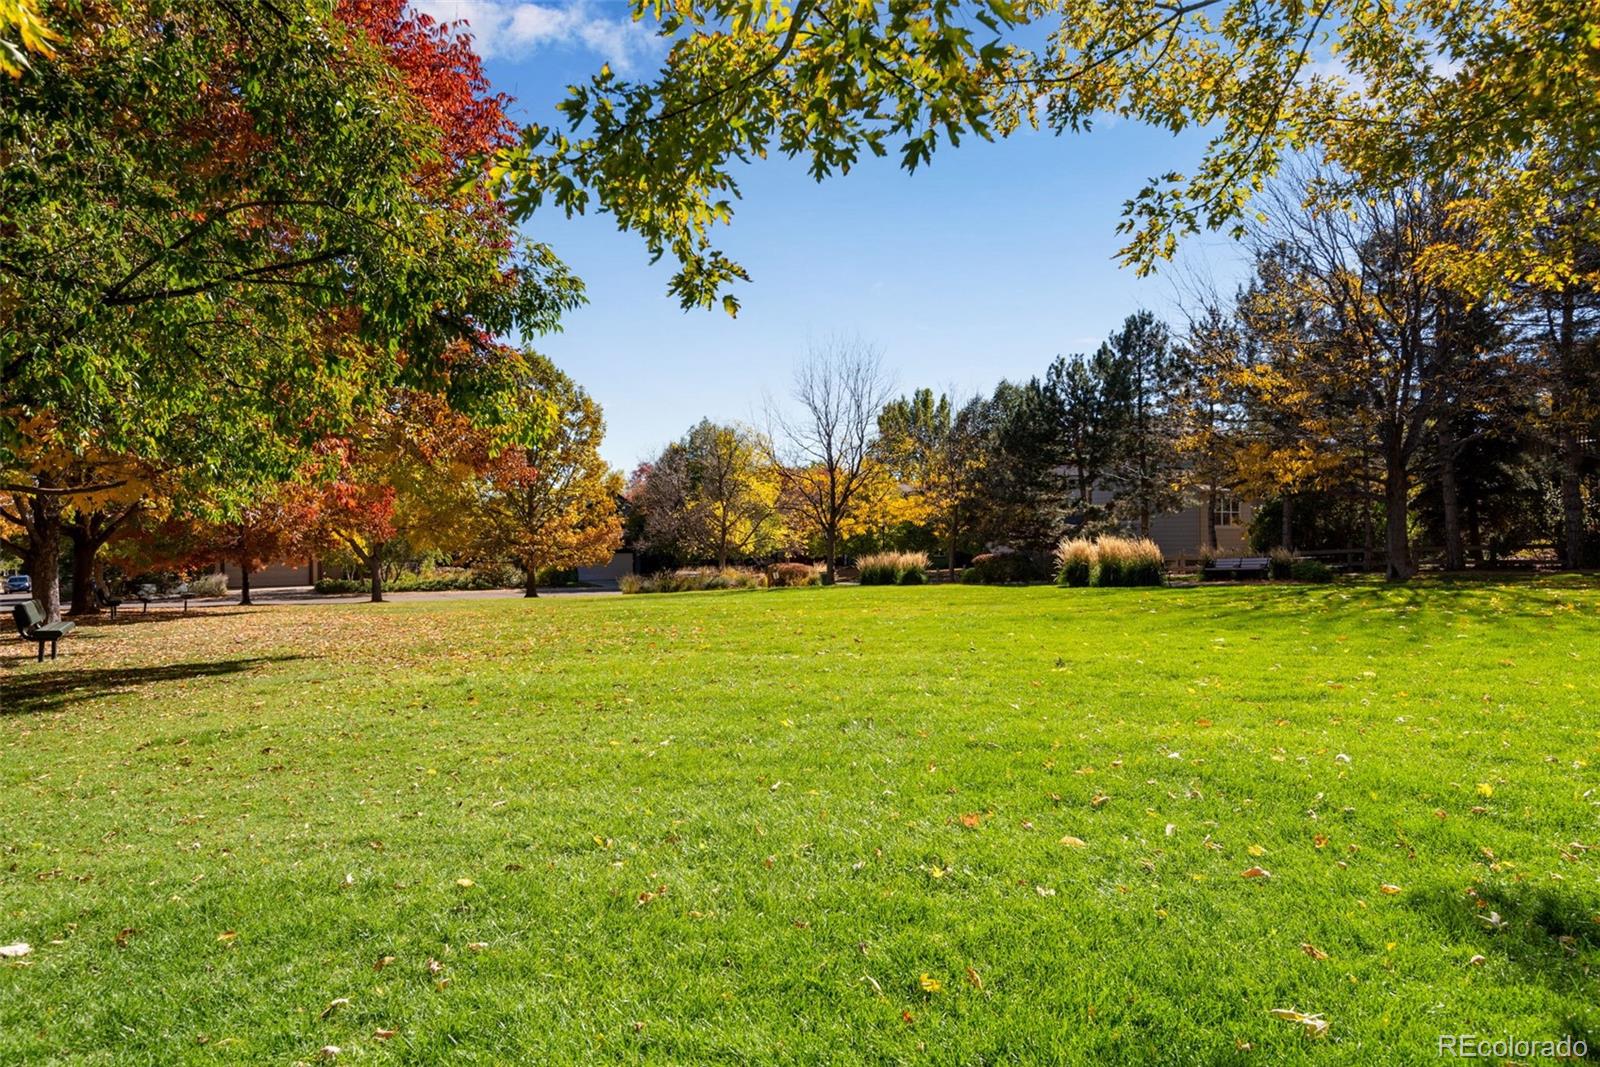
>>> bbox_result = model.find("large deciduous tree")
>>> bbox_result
[766,342,893,584]
[1,0,578,618]
[475,356,622,597]
[634,421,781,568]
[311,388,495,603]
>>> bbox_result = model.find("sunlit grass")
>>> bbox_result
[2,579,1597,1062]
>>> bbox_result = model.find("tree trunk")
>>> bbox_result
[1560,429,1585,568]
[823,530,837,585]
[1467,494,1483,565]
[1552,287,1585,568]
[1203,486,1218,551]
[1362,489,1376,572]
[1384,452,1414,581]
[368,549,384,603]
[524,566,539,598]
[1280,493,1294,552]
[68,533,99,616]
[22,509,63,623]
[1437,420,1464,571]
[946,508,958,582]
[239,560,253,606]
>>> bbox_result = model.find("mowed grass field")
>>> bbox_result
[2,581,1599,1064]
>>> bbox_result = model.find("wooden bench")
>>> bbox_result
[1202,556,1272,581]
[12,601,75,661]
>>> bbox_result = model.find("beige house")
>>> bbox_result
[1072,480,1256,562]
[1146,494,1256,561]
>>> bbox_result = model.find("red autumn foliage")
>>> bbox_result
[336,0,514,170]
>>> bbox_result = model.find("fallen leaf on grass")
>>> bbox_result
[1241,867,1271,879]
[861,975,884,998]
[1268,1008,1330,1038]
[919,974,943,993]
[1467,954,1487,967]
[1300,943,1328,960]
[965,966,983,990]
[1090,794,1110,808]
[372,1029,397,1041]
[1247,844,1266,857]
[455,878,475,888]
[216,931,237,943]
[318,1047,341,1060]
[0,943,30,958]
[114,928,136,948]
[1312,834,1329,849]
[1059,835,1087,848]
[466,942,488,952]
[373,955,396,972]
[319,998,349,1020]
[1379,883,1402,895]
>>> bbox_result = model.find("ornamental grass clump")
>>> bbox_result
[1053,538,1096,587]
[620,567,768,594]
[857,551,929,585]
[1088,536,1165,587]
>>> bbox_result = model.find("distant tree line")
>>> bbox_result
[629,169,1600,581]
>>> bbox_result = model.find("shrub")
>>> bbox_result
[857,551,929,586]
[619,567,769,594]
[768,562,822,587]
[1268,546,1295,580]
[962,548,1039,585]
[1195,545,1218,571]
[313,566,514,595]
[1290,558,1334,583]
[1091,536,1165,587]
[1053,538,1095,587]
[184,573,229,598]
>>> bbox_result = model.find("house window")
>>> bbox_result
[1211,495,1241,528]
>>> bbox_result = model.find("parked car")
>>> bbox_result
[5,574,32,594]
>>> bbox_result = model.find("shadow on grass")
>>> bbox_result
[66,608,252,629]
[0,656,304,715]
[1407,878,1600,1036]
[1170,573,1600,628]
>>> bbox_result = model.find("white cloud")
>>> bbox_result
[410,0,661,72]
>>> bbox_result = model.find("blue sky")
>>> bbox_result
[413,0,1248,470]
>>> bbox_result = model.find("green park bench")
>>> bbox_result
[12,601,75,662]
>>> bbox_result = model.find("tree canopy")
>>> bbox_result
[489,0,1600,312]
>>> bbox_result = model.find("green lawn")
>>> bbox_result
[2,581,1598,1063]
